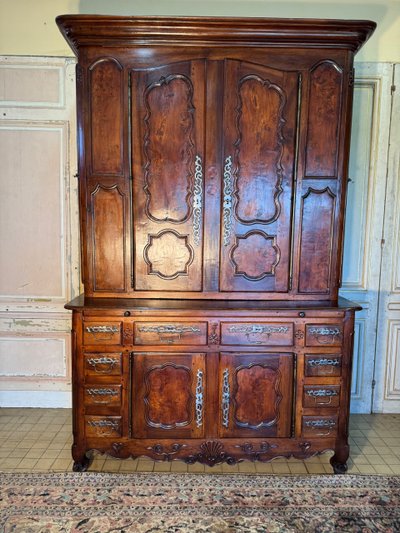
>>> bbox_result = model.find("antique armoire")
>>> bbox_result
[57,15,376,473]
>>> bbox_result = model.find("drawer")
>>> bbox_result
[83,321,122,345]
[302,415,338,438]
[304,354,342,377]
[84,352,122,377]
[305,324,343,347]
[303,385,340,408]
[84,385,122,408]
[221,322,294,346]
[134,322,207,345]
[85,415,122,438]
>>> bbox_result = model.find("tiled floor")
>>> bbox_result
[0,409,399,475]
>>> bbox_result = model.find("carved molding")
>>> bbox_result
[144,363,193,429]
[147,443,187,461]
[144,229,194,280]
[209,323,219,345]
[185,441,236,466]
[231,230,280,280]
[233,362,282,430]
[234,74,285,225]
[143,73,195,224]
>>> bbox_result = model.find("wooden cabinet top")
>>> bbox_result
[56,16,376,55]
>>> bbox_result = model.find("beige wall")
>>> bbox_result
[0,0,399,61]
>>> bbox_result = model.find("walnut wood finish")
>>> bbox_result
[58,16,375,473]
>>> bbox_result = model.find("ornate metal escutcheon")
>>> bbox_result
[228,324,289,344]
[138,324,201,344]
[221,368,230,428]
[87,356,119,373]
[195,369,204,428]
[192,154,203,247]
[223,155,233,246]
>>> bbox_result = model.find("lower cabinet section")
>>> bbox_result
[68,299,358,475]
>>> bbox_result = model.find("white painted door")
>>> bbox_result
[340,62,393,413]
[373,64,400,413]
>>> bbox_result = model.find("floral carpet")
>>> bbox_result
[0,472,399,532]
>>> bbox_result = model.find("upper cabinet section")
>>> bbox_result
[57,16,375,300]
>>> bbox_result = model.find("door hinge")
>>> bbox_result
[131,273,134,288]
[289,275,293,291]
[381,238,385,248]
[371,379,376,389]
[391,84,396,94]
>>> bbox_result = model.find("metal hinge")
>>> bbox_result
[381,238,385,248]
[391,84,396,94]
[131,273,134,288]
[372,379,376,389]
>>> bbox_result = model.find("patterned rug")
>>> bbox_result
[0,472,399,532]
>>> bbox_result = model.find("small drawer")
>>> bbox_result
[85,415,122,438]
[84,385,122,408]
[221,322,294,346]
[302,415,338,438]
[303,385,340,408]
[83,322,122,345]
[135,322,207,345]
[305,324,343,347]
[84,353,122,377]
[304,354,342,377]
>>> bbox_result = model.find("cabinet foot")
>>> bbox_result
[330,457,348,475]
[72,452,93,472]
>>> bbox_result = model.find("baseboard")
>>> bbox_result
[0,391,71,408]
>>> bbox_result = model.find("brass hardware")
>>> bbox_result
[195,369,204,428]
[86,388,119,396]
[85,325,119,333]
[87,356,119,373]
[308,326,342,344]
[228,324,289,344]
[308,358,340,367]
[124,311,131,317]
[221,368,230,428]
[138,324,201,344]
[193,154,203,247]
[223,155,233,246]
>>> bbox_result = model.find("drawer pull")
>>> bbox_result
[227,324,289,344]
[87,357,118,373]
[138,324,201,344]
[192,155,203,247]
[86,326,119,334]
[304,418,336,436]
[306,389,338,405]
[308,358,340,367]
[86,388,119,397]
[195,369,204,428]
[308,327,342,344]
[87,419,120,436]
[221,368,230,428]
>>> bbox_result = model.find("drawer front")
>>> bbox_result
[221,322,294,346]
[84,385,122,408]
[83,322,122,345]
[302,415,338,438]
[134,322,207,345]
[304,354,342,377]
[305,324,343,347]
[85,415,122,438]
[303,385,340,408]
[84,353,122,377]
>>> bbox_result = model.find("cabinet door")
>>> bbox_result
[132,353,205,438]
[220,60,299,292]
[131,61,206,292]
[219,352,293,438]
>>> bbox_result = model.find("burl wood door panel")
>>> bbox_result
[131,61,206,292]
[219,352,293,438]
[132,353,206,438]
[220,60,299,293]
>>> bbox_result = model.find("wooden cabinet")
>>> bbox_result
[58,15,375,473]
